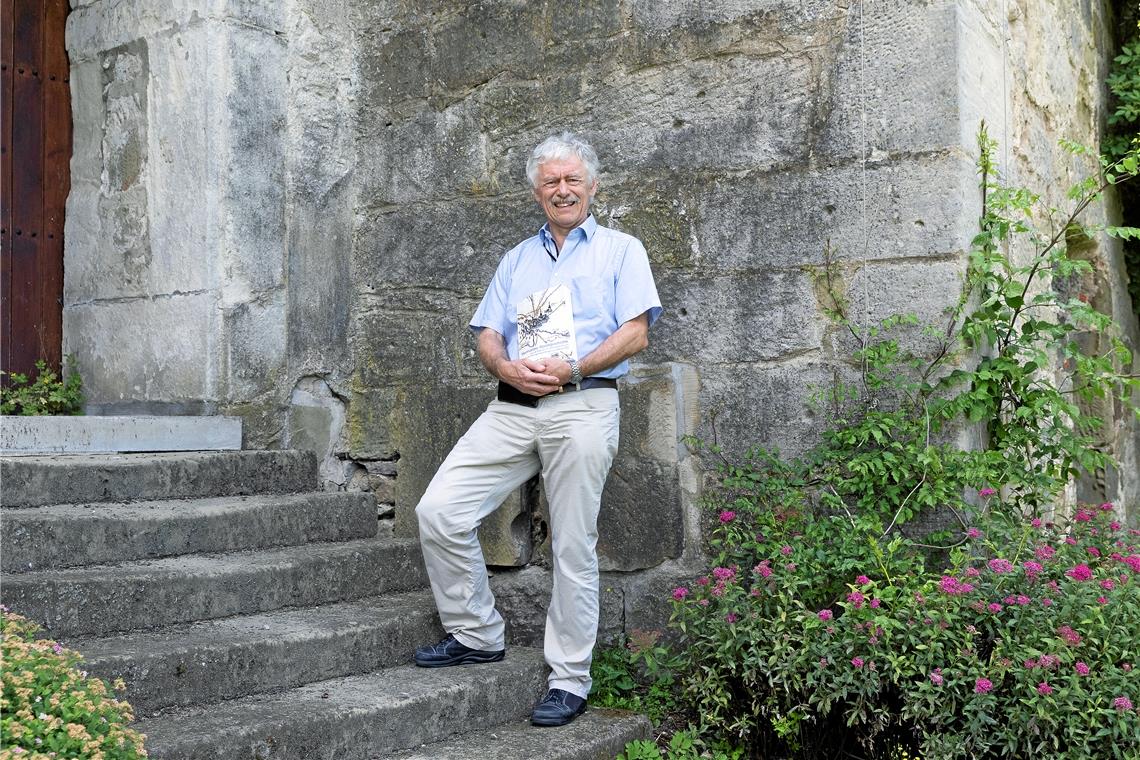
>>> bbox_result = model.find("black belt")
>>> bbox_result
[496,378,617,407]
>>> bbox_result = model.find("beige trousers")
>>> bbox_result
[415,388,620,699]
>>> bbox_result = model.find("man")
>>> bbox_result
[412,131,662,727]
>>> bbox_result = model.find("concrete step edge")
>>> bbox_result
[1,450,318,507]
[1,491,379,573]
[76,591,442,716]
[386,709,654,760]
[135,648,550,760]
[1,534,427,637]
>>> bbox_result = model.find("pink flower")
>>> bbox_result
[1042,597,1054,607]
[1075,662,1090,676]
[1065,564,1093,581]
[1039,654,1060,669]
[939,576,975,595]
[1057,625,1081,646]
[698,599,710,607]
[966,567,981,578]
[1064,536,1078,545]
[1098,596,1109,604]
[1124,663,1134,672]
[1122,555,1140,573]
[672,587,689,601]
[712,566,736,582]
[718,510,736,523]
[1101,579,1116,591]
[1023,561,1043,579]
[856,575,871,585]
[1087,546,1101,558]
[819,657,829,668]
[1016,595,1031,606]
[780,545,794,556]
[870,598,881,609]
[988,558,1014,574]
[754,561,773,578]
[818,609,834,621]
[784,562,797,572]
[1110,521,1122,531]
[929,668,944,685]
[979,487,997,497]
[1024,659,1037,669]
[847,591,865,609]
[852,657,864,668]
[1113,696,1133,712]
[967,527,982,539]
[974,677,993,694]
[988,603,1003,614]
[725,613,738,624]
[1036,545,1056,561]
[697,576,710,586]
[1075,509,1094,522]
[750,588,762,597]
[1100,502,1115,511]
[1037,682,1053,695]
[914,592,926,604]
[1031,518,1042,528]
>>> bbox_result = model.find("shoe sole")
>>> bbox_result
[413,650,506,668]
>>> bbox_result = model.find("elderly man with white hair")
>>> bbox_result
[412,131,662,726]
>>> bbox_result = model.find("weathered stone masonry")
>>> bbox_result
[63,0,1138,637]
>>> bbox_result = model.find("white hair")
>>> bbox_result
[525,132,600,189]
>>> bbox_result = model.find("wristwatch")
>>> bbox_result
[568,359,582,386]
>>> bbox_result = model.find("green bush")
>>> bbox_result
[0,359,84,416]
[0,609,146,759]
[670,500,1140,758]
[633,133,1140,759]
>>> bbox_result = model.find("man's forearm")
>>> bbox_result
[578,312,650,378]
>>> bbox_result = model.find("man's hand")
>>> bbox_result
[478,329,562,395]
[498,357,564,396]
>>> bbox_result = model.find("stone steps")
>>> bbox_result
[0,449,650,759]
[387,709,653,760]
[135,649,550,760]
[1,492,377,572]
[0,450,316,508]
[2,532,426,637]
[77,591,441,715]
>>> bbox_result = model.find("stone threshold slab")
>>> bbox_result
[0,415,241,454]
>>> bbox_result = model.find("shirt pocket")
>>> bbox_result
[568,274,612,321]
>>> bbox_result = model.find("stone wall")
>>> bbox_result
[63,0,1138,638]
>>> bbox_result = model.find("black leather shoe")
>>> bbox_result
[530,688,587,727]
[413,634,505,668]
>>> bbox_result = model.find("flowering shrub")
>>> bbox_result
[0,609,146,759]
[670,500,1140,758]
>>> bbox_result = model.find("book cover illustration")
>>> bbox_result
[516,284,579,362]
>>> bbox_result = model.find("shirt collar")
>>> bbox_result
[539,214,597,247]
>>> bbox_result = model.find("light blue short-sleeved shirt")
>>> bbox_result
[470,215,663,380]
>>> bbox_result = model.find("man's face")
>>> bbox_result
[532,156,597,237]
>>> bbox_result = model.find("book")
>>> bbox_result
[516,284,579,362]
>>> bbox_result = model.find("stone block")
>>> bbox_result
[694,152,978,271]
[643,268,823,365]
[478,489,533,568]
[489,566,625,648]
[219,23,288,295]
[618,564,706,640]
[222,290,287,403]
[0,415,241,454]
[695,359,864,459]
[816,0,961,162]
[584,54,815,176]
[346,386,400,461]
[62,294,219,407]
[389,384,498,536]
[352,197,536,293]
[350,298,467,387]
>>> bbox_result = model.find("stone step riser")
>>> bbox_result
[1,451,318,508]
[137,652,550,760]
[2,493,378,573]
[80,595,442,716]
[1,538,427,638]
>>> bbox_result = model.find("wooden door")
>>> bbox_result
[1,0,70,383]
